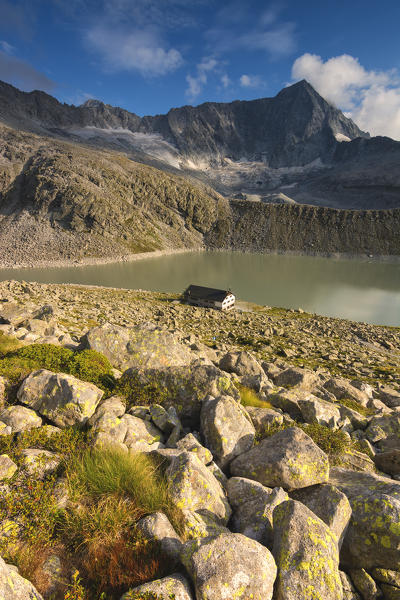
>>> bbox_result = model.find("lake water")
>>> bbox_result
[0,251,399,326]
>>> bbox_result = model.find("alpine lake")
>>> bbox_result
[0,250,399,327]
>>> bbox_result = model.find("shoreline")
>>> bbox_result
[0,246,203,271]
[0,245,399,271]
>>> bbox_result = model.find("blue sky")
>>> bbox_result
[1,0,400,137]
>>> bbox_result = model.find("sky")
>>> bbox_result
[1,0,400,138]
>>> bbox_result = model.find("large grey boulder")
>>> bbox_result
[93,413,165,452]
[273,500,343,600]
[176,433,213,465]
[366,414,400,445]
[17,369,103,427]
[0,454,17,480]
[298,395,342,429]
[200,395,255,469]
[227,476,288,545]
[83,322,194,370]
[0,405,42,433]
[330,468,400,569]
[379,386,400,408]
[324,377,369,407]
[165,451,231,525]
[374,450,400,476]
[0,555,43,599]
[136,512,183,566]
[291,483,352,547]
[273,366,319,389]
[266,389,303,420]
[181,533,277,600]
[120,361,239,428]
[219,350,265,377]
[21,449,61,478]
[340,571,362,600]
[121,573,193,600]
[245,405,284,435]
[230,427,329,490]
[348,569,382,600]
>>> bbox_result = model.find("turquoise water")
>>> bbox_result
[0,251,399,326]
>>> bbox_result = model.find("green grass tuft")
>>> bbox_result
[235,383,272,409]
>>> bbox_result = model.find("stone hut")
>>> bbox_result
[183,285,235,310]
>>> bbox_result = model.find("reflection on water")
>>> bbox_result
[0,251,399,326]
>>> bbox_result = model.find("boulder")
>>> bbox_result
[93,413,165,452]
[330,468,400,570]
[0,454,17,480]
[0,405,42,433]
[181,533,277,600]
[230,427,329,490]
[88,395,126,427]
[272,500,343,600]
[349,569,381,600]
[366,414,400,445]
[227,477,288,545]
[149,404,181,435]
[0,554,44,599]
[17,369,103,428]
[83,322,194,371]
[121,573,193,600]
[324,378,369,407]
[21,449,61,478]
[298,395,342,429]
[338,449,376,473]
[219,351,265,377]
[381,584,400,599]
[136,512,183,566]
[379,387,400,409]
[179,509,230,540]
[165,451,231,525]
[120,362,239,429]
[245,406,284,435]
[291,483,352,547]
[340,571,362,600]
[200,395,255,469]
[374,450,400,476]
[371,568,400,588]
[274,366,319,389]
[0,303,34,326]
[176,433,213,465]
[266,389,302,420]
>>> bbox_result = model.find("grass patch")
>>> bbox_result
[60,446,180,598]
[0,331,23,356]
[235,383,272,409]
[0,343,116,400]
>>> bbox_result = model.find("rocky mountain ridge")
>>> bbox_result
[0,79,367,169]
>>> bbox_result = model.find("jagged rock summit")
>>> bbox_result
[0,78,367,169]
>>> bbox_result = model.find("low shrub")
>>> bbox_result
[338,397,375,417]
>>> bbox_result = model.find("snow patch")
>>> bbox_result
[70,126,182,168]
[335,133,351,142]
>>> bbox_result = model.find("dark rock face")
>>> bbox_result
[0,79,367,168]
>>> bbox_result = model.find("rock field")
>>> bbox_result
[0,279,399,600]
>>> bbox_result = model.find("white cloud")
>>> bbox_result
[240,74,264,88]
[221,74,231,88]
[292,53,400,139]
[0,40,14,54]
[86,25,183,76]
[0,50,55,91]
[185,56,219,101]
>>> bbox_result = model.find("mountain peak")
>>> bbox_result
[80,99,105,109]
